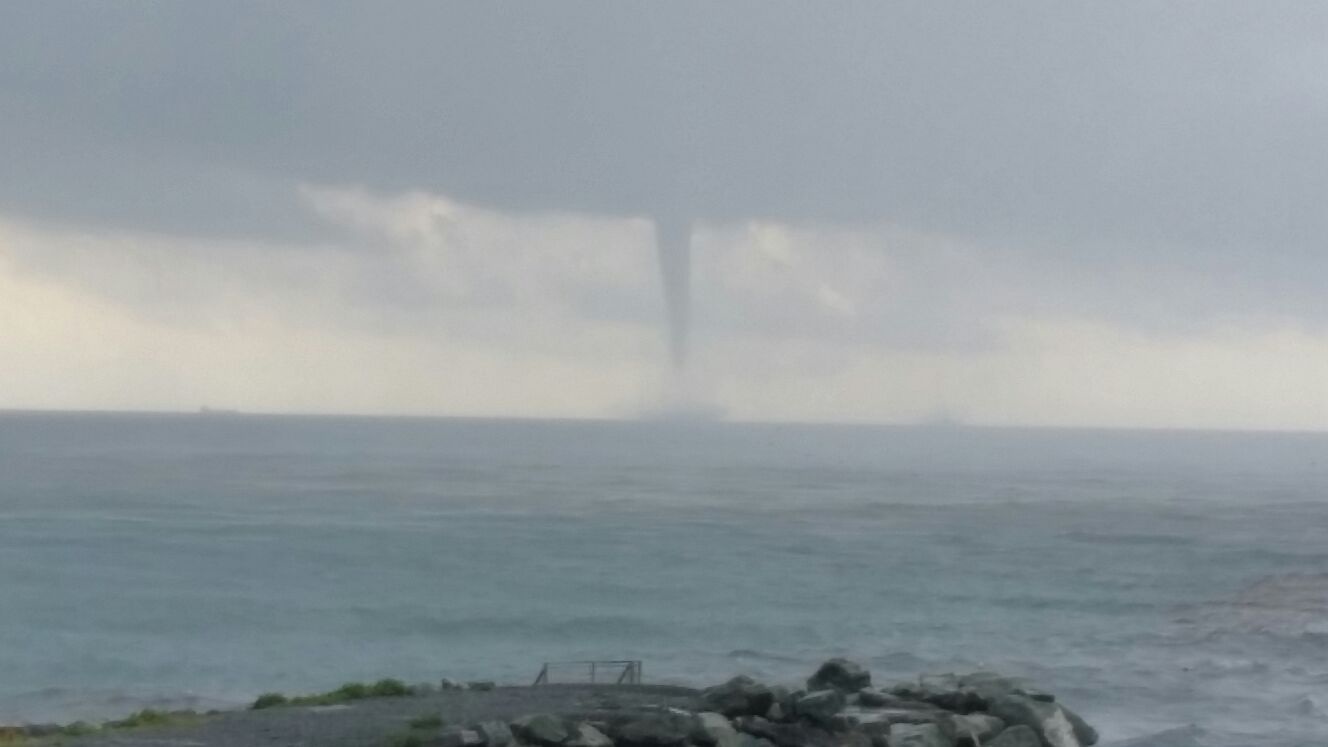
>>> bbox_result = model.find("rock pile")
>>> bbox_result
[430,661,1097,747]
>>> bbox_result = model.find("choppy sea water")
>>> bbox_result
[1,414,1326,745]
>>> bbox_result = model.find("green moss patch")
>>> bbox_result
[252,678,419,710]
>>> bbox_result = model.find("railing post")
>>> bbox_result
[533,660,643,686]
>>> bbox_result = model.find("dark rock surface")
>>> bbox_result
[439,725,486,747]
[701,676,776,718]
[793,689,846,725]
[806,658,872,693]
[947,713,1005,746]
[888,722,952,747]
[614,711,698,747]
[987,725,1043,747]
[734,716,837,747]
[1060,706,1099,746]
[478,720,516,747]
[989,693,1096,747]
[513,713,572,746]
[567,723,615,747]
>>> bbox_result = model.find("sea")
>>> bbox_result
[1,413,1326,746]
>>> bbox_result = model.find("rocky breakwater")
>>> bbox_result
[427,659,1097,747]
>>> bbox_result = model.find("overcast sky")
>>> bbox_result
[2,2,1326,428]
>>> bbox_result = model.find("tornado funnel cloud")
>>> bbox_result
[654,217,692,371]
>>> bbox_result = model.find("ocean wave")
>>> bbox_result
[346,610,679,640]
[1173,574,1328,642]
[1285,695,1322,718]
[866,651,938,674]
[1102,725,1211,747]
[0,688,237,726]
[1061,531,1196,548]
[1101,723,1324,747]
[1183,658,1271,678]
[725,649,805,664]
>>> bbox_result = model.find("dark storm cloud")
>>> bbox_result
[2,1,1326,256]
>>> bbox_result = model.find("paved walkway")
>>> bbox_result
[65,685,700,747]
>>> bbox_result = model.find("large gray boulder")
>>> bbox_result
[852,693,942,725]
[888,723,954,747]
[839,732,873,747]
[892,672,1042,716]
[734,716,837,747]
[616,712,698,747]
[838,701,945,745]
[948,713,1005,746]
[987,726,1043,747]
[476,721,514,747]
[845,713,895,747]
[888,685,985,715]
[988,696,1082,747]
[703,676,777,718]
[696,712,743,747]
[955,673,1023,699]
[988,694,1099,747]
[807,658,872,693]
[1059,707,1098,746]
[437,727,485,747]
[858,690,915,709]
[765,686,794,722]
[733,716,777,740]
[566,723,614,747]
[794,689,847,725]
[511,714,570,746]
[923,690,987,715]
[1034,709,1079,747]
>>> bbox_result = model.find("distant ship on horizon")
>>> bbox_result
[197,406,242,416]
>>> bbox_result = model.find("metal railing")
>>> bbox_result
[533,660,642,686]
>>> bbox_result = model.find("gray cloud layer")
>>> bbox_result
[4,2,1326,256]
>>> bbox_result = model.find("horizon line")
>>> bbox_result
[0,406,1325,437]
